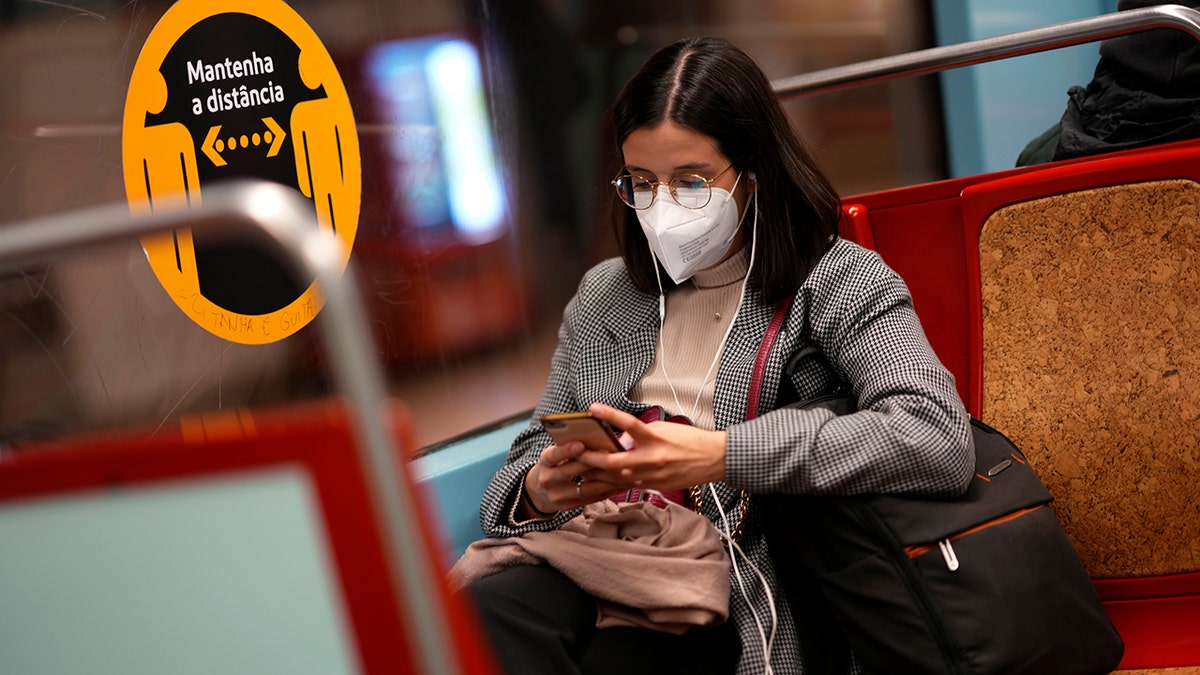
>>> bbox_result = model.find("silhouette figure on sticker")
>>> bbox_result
[134,13,348,316]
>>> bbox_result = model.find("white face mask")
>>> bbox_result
[637,171,744,284]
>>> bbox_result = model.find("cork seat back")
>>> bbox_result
[978,179,1200,579]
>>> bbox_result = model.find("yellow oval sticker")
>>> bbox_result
[122,0,360,343]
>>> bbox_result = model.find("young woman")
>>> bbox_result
[456,36,974,674]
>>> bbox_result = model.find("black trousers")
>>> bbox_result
[465,565,741,675]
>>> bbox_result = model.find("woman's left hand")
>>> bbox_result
[572,402,728,490]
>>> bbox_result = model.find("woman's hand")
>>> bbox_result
[573,402,728,490]
[522,435,633,514]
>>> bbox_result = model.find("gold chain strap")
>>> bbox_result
[690,484,750,544]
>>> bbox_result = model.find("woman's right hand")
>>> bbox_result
[523,440,630,515]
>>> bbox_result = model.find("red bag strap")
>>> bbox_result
[746,295,795,421]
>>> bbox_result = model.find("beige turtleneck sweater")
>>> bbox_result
[630,246,749,431]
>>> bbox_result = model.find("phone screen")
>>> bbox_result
[540,412,624,452]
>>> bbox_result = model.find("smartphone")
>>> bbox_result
[540,411,625,452]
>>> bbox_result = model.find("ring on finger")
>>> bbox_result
[573,474,584,498]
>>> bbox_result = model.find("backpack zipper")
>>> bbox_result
[904,504,1047,570]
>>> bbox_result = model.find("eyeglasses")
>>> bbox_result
[611,164,734,210]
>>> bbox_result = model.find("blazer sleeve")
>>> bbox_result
[724,243,975,497]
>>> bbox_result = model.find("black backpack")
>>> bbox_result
[761,394,1124,674]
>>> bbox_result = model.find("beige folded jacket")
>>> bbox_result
[447,499,732,635]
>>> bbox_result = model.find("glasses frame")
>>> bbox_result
[610,164,735,210]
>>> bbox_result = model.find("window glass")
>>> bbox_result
[0,0,944,451]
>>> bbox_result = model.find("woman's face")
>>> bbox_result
[621,121,753,260]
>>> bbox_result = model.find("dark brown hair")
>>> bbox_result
[610,36,841,306]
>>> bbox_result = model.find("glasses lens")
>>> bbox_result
[614,175,655,209]
[669,175,712,209]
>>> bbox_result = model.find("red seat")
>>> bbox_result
[838,139,1200,671]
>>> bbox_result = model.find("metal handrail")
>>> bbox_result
[772,4,1200,98]
[0,181,463,675]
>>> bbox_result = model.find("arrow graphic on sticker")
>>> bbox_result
[201,125,226,167]
[200,120,286,167]
[263,117,285,157]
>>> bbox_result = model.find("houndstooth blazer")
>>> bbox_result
[478,237,975,674]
